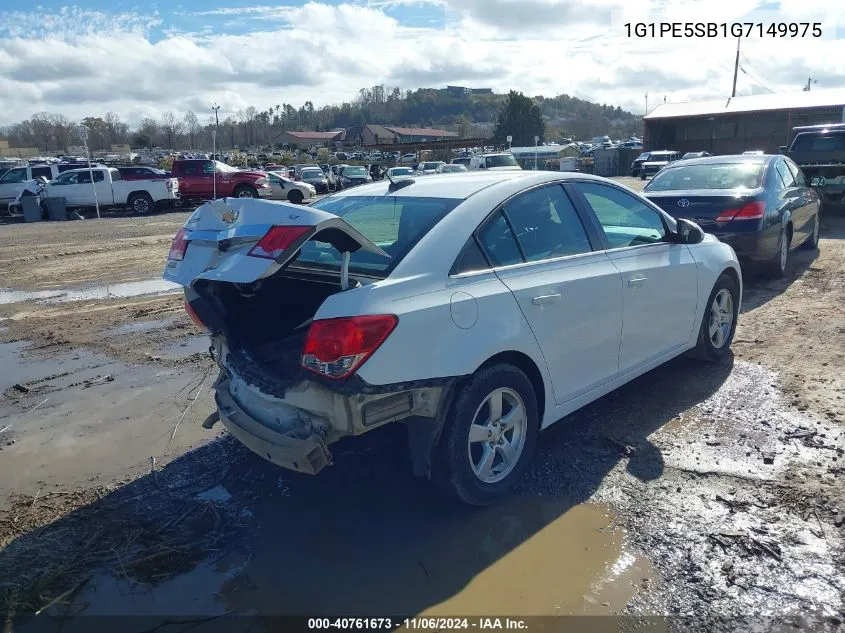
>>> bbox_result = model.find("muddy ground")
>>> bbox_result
[0,184,843,632]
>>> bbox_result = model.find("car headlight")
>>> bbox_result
[255,177,269,185]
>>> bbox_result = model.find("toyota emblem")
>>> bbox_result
[677,199,690,208]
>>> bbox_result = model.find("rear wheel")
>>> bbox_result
[802,212,820,250]
[234,185,258,199]
[129,192,154,215]
[287,189,304,204]
[434,364,538,505]
[691,272,739,361]
[766,225,791,278]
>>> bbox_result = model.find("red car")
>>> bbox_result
[170,159,273,202]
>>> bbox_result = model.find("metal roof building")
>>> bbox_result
[643,88,845,155]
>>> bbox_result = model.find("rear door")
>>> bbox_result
[477,184,623,405]
[164,198,389,287]
[572,181,699,374]
[783,158,816,241]
[48,171,86,205]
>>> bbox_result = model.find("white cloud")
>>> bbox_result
[0,0,843,127]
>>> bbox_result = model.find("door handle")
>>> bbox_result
[532,293,561,305]
[628,276,647,288]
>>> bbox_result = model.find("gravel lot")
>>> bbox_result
[0,181,843,630]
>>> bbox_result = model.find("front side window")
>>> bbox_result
[0,168,27,184]
[502,185,592,262]
[576,182,667,249]
[53,172,79,185]
[93,171,105,183]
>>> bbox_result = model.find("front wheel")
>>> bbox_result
[433,364,538,505]
[691,272,739,361]
[129,192,154,215]
[234,185,258,199]
[287,189,304,204]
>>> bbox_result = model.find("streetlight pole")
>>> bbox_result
[534,135,539,171]
[506,135,512,152]
[77,125,100,218]
[211,104,221,157]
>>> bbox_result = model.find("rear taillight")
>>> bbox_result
[716,201,765,223]
[302,315,398,380]
[168,228,189,261]
[248,225,311,260]
[184,300,207,331]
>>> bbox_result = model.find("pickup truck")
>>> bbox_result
[43,167,180,215]
[786,123,845,210]
[171,159,273,204]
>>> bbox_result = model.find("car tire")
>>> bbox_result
[802,212,820,250]
[640,174,646,180]
[433,364,539,506]
[766,225,791,278]
[287,190,304,204]
[129,192,154,215]
[234,185,258,199]
[691,272,740,362]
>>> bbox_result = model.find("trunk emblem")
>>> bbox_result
[221,209,239,223]
[677,199,690,208]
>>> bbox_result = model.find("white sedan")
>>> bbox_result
[164,171,741,505]
[265,170,316,204]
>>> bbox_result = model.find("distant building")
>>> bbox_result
[342,125,458,146]
[278,130,343,149]
[644,88,845,154]
[446,86,493,97]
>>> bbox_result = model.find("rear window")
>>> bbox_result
[790,132,845,152]
[645,162,766,191]
[299,196,461,276]
[486,154,518,168]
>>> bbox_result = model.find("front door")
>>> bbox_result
[572,181,700,374]
[476,184,623,406]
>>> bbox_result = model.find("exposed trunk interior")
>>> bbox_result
[201,270,342,380]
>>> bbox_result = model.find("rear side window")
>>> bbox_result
[786,160,806,187]
[477,211,523,267]
[502,185,592,261]
[790,132,845,152]
[180,163,199,175]
[31,166,53,180]
[303,196,461,276]
[775,161,795,188]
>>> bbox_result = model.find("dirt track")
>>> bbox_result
[0,189,843,629]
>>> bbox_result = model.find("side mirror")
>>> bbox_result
[777,146,787,155]
[810,176,826,187]
[677,218,704,244]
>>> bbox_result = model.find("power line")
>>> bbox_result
[738,65,775,93]
[740,54,778,92]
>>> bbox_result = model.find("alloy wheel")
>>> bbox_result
[467,387,528,484]
[708,288,734,349]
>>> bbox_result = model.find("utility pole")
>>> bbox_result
[803,77,817,91]
[645,93,648,115]
[211,104,221,157]
[731,36,741,97]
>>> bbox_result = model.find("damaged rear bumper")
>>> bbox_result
[212,347,454,475]
[215,379,332,474]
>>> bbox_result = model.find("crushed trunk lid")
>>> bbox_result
[164,197,388,287]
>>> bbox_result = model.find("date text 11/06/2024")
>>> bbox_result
[307,617,529,630]
[625,22,823,38]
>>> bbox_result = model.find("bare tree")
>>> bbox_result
[160,111,183,149]
[183,111,200,149]
[104,112,128,145]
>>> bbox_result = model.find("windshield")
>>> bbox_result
[635,153,651,161]
[486,154,518,168]
[441,165,466,172]
[420,162,443,170]
[646,153,673,161]
[214,161,238,173]
[645,162,766,191]
[301,169,323,178]
[267,172,292,183]
[389,168,413,176]
[298,196,461,275]
[343,167,367,177]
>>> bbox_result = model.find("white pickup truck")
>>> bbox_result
[43,167,180,215]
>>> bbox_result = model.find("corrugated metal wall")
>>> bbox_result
[592,148,642,177]
[644,106,844,154]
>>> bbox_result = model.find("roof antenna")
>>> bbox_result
[384,167,415,193]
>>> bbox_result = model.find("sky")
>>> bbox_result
[0,0,843,127]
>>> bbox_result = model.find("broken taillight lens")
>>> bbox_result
[248,225,311,260]
[302,315,398,380]
[715,201,766,224]
[168,228,189,261]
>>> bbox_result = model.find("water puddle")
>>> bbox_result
[159,335,210,359]
[0,279,181,306]
[0,341,105,395]
[108,316,179,336]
